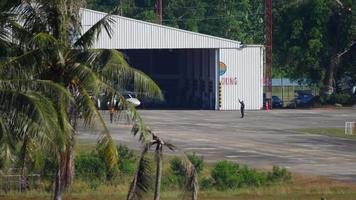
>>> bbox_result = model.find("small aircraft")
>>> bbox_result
[123,93,141,107]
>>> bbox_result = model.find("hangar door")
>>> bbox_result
[122,49,217,109]
[219,46,264,110]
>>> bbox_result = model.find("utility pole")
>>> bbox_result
[155,0,163,24]
[265,0,272,109]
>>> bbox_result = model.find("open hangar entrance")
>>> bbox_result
[121,49,218,109]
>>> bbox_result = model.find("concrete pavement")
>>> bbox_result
[78,108,356,182]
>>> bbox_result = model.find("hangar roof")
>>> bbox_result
[81,8,241,49]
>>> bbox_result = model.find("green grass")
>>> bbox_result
[295,128,356,140]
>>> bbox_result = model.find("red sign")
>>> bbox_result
[221,77,237,85]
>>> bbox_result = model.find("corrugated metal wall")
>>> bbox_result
[81,9,241,49]
[219,46,264,110]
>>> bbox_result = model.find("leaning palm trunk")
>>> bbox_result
[154,145,163,200]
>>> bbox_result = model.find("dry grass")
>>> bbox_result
[1,173,356,200]
[2,141,356,200]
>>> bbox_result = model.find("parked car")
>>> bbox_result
[272,96,283,108]
[288,90,315,108]
[263,94,283,109]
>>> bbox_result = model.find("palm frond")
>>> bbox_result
[74,14,115,49]
[165,141,176,152]
[16,2,47,34]
[0,79,74,105]
[76,89,119,174]
[0,117,16,169]
[7,20,33,49]
[76,89,98,126]
[69,63,101,95]
[0,0,22,12]
[127,144,152,200]
[0,79,73,153]
[0,50,42,79]
[30,32,58,49]
[0,12,15,44]
[127,104,151,143]
[97,133,119,177]
[0,90,63,145]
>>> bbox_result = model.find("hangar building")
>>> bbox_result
[81,8,264,110]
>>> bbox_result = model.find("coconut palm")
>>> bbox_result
[127,130,199,200]
[0,1,162,199]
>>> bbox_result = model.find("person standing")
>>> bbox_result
[238,99,245,118]
[110,106,115,123]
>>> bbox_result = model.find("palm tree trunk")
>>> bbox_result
[61,139,74,190]
[54,165,62,200]
[61,85,78,190]
[154,145,163,200]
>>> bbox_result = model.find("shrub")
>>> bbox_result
[267,166,291,182]
[170,153,204,177]
[187,153,204,175]
[239,166,267,187]
[161,173,180,190]
[170,156,184,177]
[211,160,242,190]
[117,145,137,175]
[211,160,269,190]
[335,93,351,104]
[74,152,106,180]
[200,177,214,190]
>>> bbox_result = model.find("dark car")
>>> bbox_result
[289,90,315,108]
[272,96,283,108]
[263,94,283,109]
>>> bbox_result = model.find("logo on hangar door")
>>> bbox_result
[219,62,227,76]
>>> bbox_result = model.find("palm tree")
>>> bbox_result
[127,130,199,200]
[0,1,162,199]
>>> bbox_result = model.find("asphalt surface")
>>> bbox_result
[78,108,356,183]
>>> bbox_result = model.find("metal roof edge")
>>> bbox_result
[243,44,264,47]
[81,8,241,47]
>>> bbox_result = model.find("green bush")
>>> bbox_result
[187,153,204,175]
[170,153,204,176]
[170,156,184,177]
[267,166,291,182]
[335,93,351,104]
[239,166,267,187]
[117,145,137,175]
[161,173,180,190]
[74,152,106,180]
[211,161,269,190]
[211,160,242,190]
[200,177,214,190]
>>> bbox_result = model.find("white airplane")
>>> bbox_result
[124,93,141,107]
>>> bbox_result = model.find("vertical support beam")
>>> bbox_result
[215,49,220,110]
[265,0,272,108]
